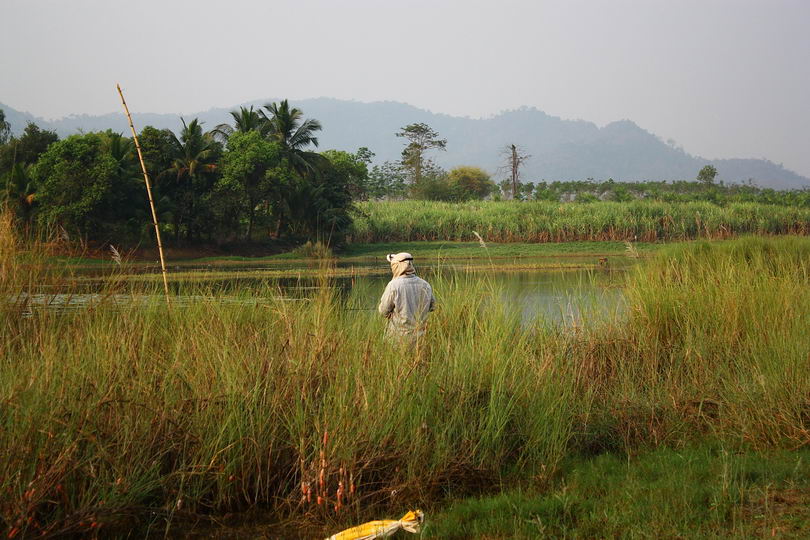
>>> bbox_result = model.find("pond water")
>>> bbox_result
[17,257,628,327]
[339,268,626,326]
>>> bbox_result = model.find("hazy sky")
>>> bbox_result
[2,0,809,176]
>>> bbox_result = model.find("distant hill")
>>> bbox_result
[2,99,808,190]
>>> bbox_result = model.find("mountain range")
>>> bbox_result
[2,98,808,190]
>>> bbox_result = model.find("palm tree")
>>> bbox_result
[211,105,265,143]
[101,131,140,181]
[165,118,219,242]
[98,131,149,231]
[3,162,37,224]
[258,100,330,237]
[259,100,326,175]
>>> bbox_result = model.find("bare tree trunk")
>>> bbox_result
[501,144,530,201]
[247,204,255,242]
[511,144,518,199]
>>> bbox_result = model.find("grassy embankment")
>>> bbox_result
[108,247,639,285]
[2,205,809,537]
[55,240,653,267]
[58,240,655,285]
[45,199,810,270]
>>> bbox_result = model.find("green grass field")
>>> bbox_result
[424,446,810,539]
[352,200,810,243]
[338,240,658,260]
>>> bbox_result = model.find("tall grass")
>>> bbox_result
[1,207,63,321]
[1,210,809,535]
[1,270,575,535]
[620,236,810,447]
[352,200,810,243]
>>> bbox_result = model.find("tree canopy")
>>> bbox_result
[447,166,496,200]
[0,109,10,145]
[397,123,446,185]
[33,132,145,240]
[217,131,284,241]
[697,165,718,185]
[261,100,325,176]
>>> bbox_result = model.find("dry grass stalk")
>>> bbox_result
[116,84,170,304]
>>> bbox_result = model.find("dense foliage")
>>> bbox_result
[1,110,808,248]
[517,177,810,205]
[33,132,147,242]
[0,103,367,246]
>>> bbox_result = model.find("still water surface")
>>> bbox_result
[21,258,627,326]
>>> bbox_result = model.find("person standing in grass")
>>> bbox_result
[378,252,435,342]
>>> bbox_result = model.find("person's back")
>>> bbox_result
[378,253,435,340]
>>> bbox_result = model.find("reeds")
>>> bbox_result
[351,200,810,243]
[1,215,809,535]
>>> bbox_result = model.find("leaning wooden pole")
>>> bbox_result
[116,84,171,304]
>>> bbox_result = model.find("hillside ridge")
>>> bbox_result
[2,99,807,189]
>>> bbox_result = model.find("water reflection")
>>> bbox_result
[340,268,626,326]
[13,264,626,328]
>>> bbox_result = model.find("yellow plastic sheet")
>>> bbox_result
[325,510,424,540]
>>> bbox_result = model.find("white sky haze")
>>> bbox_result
[2,0,809,175]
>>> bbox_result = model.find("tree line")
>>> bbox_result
[0,102,374,246]
[505,176,810,206]
[1,106,807,248]
[362,125,810,206]
[0,107,501,247]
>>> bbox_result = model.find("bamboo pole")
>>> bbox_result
[116,84,171,304]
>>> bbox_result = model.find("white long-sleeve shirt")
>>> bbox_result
[377,275,436,338]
